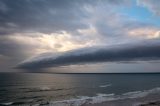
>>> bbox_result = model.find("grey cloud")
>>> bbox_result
[138,0,160,16]
[95,13,157,39]
[0,0,90,35]
[0,36,39,59]
[16,40,160,69]
[1,0,159,72]
[0,36,42,71]
[0,1,8,13]
[0,0,132,35]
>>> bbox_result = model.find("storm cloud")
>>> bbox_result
[16,40,160,69]
[0,0,131,35]
[0,0,160,72]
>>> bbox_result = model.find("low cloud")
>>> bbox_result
[0,0,160,72]
[16,40,160,69]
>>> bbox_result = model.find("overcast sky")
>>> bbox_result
[0,0,160,73]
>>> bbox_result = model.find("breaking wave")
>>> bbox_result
[1,87,160,106]
[99,84,111,88]
[45,87,160,106]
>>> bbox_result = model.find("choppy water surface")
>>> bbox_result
[1,73,160,105]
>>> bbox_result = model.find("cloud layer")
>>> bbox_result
[0,0,160,72]
[17,40,160,69]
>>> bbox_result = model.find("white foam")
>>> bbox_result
[1,102,13,105]
[3,87,160,106]
[43,87,160,106]
[99,84,111,88]
[32,104,40,106]
[47,93,115,106]
[39,86,51,91]
[123,87,160,99]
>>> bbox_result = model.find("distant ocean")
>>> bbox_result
[1,73,160,106]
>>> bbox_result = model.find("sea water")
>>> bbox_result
[0,73,160,106]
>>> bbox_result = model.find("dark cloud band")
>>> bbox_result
[16,40,160,69]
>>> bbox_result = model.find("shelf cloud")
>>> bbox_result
[0,0,160,72]
[17,40,160,69]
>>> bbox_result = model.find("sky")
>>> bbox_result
[0,0,160,73]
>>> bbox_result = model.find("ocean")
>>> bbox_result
[1,73,160,106]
